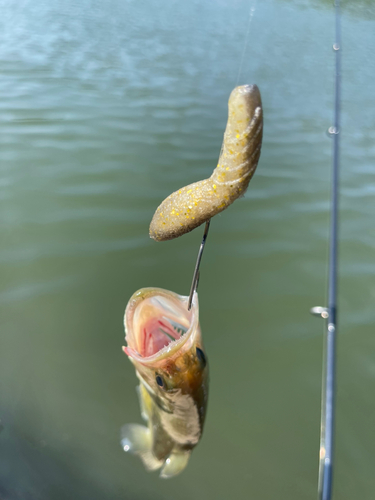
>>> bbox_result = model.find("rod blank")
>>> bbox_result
[317,1,341,499]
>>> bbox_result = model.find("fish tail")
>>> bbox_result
[160,450,192,479]
[121,424,163,471]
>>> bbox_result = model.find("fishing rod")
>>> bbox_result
[310,1,341,499]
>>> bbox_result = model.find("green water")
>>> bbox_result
[1,0,375,499]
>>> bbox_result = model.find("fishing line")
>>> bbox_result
[187,0,259,309]
[236,0,258,86]
[311,2,341,499]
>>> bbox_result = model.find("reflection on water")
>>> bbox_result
[0,0,374,499]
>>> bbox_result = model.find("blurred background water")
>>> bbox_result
[0,0,374,499]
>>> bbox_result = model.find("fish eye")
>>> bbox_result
[155,374,164,388]
[196,347,207,367]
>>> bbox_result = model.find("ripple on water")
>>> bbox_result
[1,1,375,499]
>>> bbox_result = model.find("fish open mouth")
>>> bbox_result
[123,288,199,365]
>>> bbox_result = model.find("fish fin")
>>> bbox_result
[136,385,148,422]
[137,383,154,422]
[121,424,163,471]
[160,450,191,479]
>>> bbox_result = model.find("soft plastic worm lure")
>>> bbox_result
[149,84,263,241]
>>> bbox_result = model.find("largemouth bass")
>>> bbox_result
[121,287,209,478]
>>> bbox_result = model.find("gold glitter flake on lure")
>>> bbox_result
[149,84,263,241]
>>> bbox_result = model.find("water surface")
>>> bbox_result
[1,1,375,499]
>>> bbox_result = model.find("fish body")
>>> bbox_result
[122,287,208,478]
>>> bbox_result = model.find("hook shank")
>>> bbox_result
[188,220,211,311]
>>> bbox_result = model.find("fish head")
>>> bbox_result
[123,287,208,425]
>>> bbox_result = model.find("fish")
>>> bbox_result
[149,84,263,241]
[121,287,209,478]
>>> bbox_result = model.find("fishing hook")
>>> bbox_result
[188,220,211,310]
